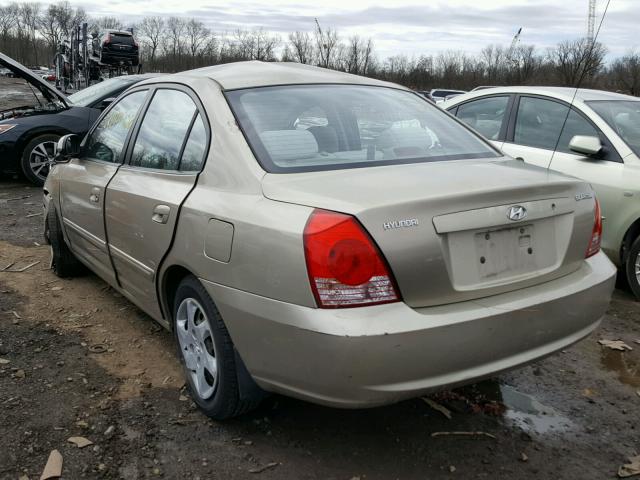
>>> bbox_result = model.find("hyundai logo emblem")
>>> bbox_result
[507,205,527,221]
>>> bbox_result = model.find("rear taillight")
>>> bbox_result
[586,198,602,258]
[303,209,400,308]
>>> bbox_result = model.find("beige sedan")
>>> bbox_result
[443,87,640,298]
[44,63,615,419]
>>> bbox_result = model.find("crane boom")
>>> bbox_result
[587,0,596,41]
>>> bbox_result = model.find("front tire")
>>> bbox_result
[173,275,263,419]
[20,134,60,186]
[625,235,640,300]
[47,207,85,278]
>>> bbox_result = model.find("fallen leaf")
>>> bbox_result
[249,462,279,474]
[421,397,452,419]
[520,452,529,462]
[618,455,640,478]
[598,339,633,351]
[449,465,456,473]
[0,358,10,365]
[178,394,188,401]
[51,286,63,291]
[14,369,25,378]
[67,436,93,448]
[582,388,596,397]
[634,339,640,345]
[40,449,63,480]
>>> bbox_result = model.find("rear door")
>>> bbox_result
[104,85,209,318]
[59,89,149,285]
[448,95,512,150]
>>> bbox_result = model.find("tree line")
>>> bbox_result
[1,0,640,95]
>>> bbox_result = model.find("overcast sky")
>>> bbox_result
[6,0,638,59]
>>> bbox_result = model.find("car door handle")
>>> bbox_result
[89,186,101,203]
[515,157,524,161]
[152,204,171,224]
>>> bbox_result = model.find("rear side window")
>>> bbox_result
[180,114,207,171]
[454,96,509,140]
[227,85,500,173]
[514,97,598,152]
[85,90,147,163]
[130,89,197,170]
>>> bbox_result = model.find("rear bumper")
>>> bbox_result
[201,252,616,408]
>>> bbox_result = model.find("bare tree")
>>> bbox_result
[548,38,607,86]
[314,21,339,69]
[166,16,185,59]
[18,2,41,64]
[0,3,18,50]
[138,16,164,66]
[185,18,209,63]
[234,28,279,61]
[288,31,314,64]
[610,51,640,95]
[95,16,124,30]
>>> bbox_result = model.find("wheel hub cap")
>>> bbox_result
[176,298,218,400]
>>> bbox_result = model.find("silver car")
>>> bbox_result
[43,62,616,419]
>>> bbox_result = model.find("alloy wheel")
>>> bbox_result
[28,141,56,182]
[176,297,218,400]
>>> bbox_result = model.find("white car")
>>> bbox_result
[443,87,640,297]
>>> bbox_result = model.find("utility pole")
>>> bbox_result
[506,27,522,66]
[587,0,596,42]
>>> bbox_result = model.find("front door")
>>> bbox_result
[59,90,149,285]
[104,87,209,318]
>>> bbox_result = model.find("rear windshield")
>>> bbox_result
[111,33,134,45]
[587,100,640,157]
[226,85,500,173]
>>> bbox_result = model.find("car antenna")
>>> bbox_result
[547,0,612,168]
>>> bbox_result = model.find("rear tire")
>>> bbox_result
[47,207,85,278]
[173,275,264,419]
[20,134,60,186]
[624,235,640,300]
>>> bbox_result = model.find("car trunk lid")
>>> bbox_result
[262,158,596,307]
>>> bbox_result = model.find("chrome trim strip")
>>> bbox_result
[109,244,155,279]
[62,218,106,249]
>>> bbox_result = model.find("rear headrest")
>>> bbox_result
[376,127,433,150]
[307,125,339,153]
[260,130,319,162]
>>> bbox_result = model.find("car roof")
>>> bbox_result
[166,61,405,91]
[444,86,637,106]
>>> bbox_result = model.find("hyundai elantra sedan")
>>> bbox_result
[43,61,616,419]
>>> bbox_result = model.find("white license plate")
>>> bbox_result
[474,225,535,278]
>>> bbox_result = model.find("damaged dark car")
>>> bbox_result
[0,52,156,185]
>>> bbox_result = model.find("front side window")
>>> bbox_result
[514,97,599,153]
[130,89,197,170]
[588,100,640,157]
[454,96,509,140]
[85,90,147,163]
[227,85,500,173]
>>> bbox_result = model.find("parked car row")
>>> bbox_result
[41,61,614,419]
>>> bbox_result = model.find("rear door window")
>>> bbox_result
[130,89,197,170]
[454,96,509,140]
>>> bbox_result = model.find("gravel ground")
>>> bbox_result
[0,177,639,480]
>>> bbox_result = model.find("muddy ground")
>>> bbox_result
[0,176,639,480]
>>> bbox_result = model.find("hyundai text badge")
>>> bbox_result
[507,205,527,221]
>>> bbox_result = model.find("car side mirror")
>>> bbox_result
[55,134,80,163]
[569,135,602,157]
[100,97,116,110]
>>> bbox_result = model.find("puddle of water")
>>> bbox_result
[600,350,640,388]
[500,385,574,434]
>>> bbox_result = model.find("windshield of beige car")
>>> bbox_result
[587,100,640,157]
[226,85,501,173]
